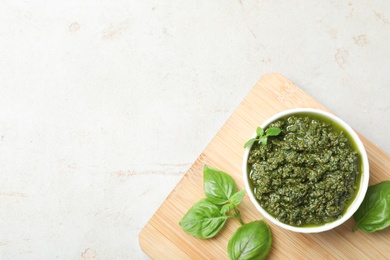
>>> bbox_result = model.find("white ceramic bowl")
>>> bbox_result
[243,108,369,233]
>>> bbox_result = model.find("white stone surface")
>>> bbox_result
[0,1,389,259]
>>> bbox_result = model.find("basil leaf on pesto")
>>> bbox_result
[244,126,282,148]
[204,165,237,205]
[179,198,228,239]
[353,181,390,232]
[259,136,268,146]
[265,127,281,136]
[256,127,264,137]
[244,138,257,149]
[228,220,272,260]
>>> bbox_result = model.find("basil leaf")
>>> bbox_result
[265,127,281,137]
[256,127,264,137]
[221,203,235,215]
[244,138,257,149]
[259,136,268,146]
[204,165,237,205]
[179,198,228,239]
[221,190,246,215]
[229,190,246,207]
[353,181,390,232]
[228,220,272,260]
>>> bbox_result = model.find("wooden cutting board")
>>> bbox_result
[139,73,390,259]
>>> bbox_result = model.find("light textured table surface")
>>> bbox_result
[1,1,389,259]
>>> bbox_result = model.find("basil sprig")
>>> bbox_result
[179,165,272,259]
[180,165,245,237]
[353,181,390,232]
[244,126,281,148]
[228,220,272,260]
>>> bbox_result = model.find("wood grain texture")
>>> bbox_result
[139,73,390,259]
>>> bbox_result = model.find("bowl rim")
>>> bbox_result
[242,108,370,233]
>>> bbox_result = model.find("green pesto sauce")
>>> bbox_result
[248,113,362,227]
